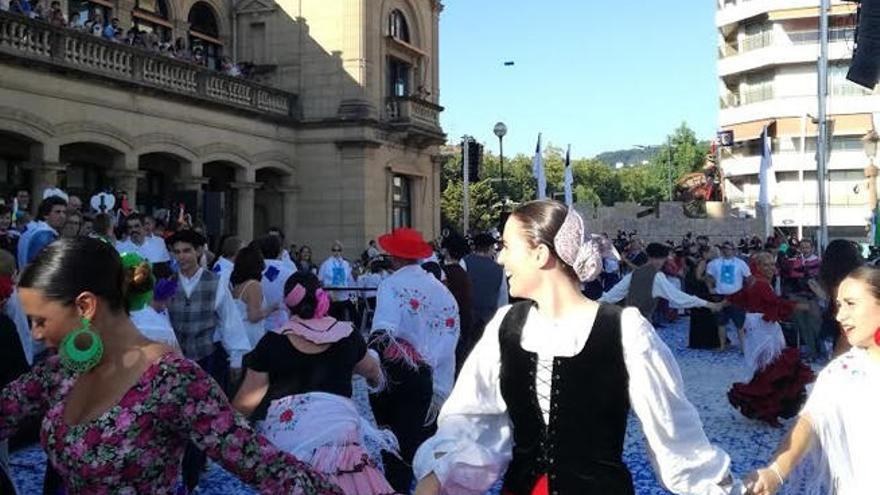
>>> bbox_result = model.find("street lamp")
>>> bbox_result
[494,122,508,201]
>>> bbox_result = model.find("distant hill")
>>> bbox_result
[594,146,660,168]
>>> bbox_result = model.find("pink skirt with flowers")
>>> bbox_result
[259,392,399,495]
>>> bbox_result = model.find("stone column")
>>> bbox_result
[229,181,261,242]
[276,185,299,243]
[26,143,62,209]
[107,169,143,210]
[28,163,64,208]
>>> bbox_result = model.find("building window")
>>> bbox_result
[392,174,412,228]
[188,2,222,71]
[68,0,112,31]
[739,71,774,105]
[741,21,773,52]
[132,0,171,42]
[388,9,410,43]
[829,63,874,96]
[388,57,411,97]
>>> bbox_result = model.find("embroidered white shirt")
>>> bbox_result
[371,264,460,402]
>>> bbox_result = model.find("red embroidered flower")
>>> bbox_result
[279,409,294,423]
[445,317,455,328]
[409,298,420,310]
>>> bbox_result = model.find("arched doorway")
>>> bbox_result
[254,167,286,237]
[138,152,184,217]
[59,142,119,200]
[188,2,222,71]
[202,161,238,243]
[0,131,36,210]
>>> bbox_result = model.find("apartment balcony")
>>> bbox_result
[384,96,445,146]
[727,199,869,226]
[716,0,854,29]
[722,149,871,177]
[719,94,880,127]
[718,33,854,77]
[0,11,297,120]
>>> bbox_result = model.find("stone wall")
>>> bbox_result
[577,201,765,244]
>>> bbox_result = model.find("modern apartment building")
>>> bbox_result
[716,0,879,240]
[0,0,445,251]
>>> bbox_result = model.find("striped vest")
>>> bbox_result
[168,270,219,361]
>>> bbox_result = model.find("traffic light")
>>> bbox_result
[465,137,482,181]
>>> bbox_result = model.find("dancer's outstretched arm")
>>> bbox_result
[744,416,815,495]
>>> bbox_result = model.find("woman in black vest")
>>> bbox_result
[413,200,739,495]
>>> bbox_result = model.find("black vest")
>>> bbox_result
[498,302,633,495]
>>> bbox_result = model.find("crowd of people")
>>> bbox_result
[0,0,248,77]
[0,186,878,495]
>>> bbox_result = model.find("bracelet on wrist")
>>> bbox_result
[768,462,785,486]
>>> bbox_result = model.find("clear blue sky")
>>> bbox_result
[439,1,719,159]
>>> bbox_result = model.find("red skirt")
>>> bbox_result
[728,348,815,427]
[502,475,549,495]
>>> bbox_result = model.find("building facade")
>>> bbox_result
[716,0,878,240]
[0,0,445,254]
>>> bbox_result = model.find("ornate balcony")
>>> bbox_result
[384,95,445,145]
[0,11,296,119]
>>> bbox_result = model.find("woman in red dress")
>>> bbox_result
[726,252,815,427]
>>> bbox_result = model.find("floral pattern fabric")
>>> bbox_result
[0,352,343,495]
[371,264,460,401]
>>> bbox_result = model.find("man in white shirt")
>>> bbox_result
[599,243,721,320]
[256,235,295,330]
[706,241,752,351]
[115,213,171,265]
[318,240,356,320]
[166,229,249,492]
[211,235,241,288]
[370,227,460,493]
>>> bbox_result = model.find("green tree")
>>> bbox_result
[646,123,710,200]
[441,179,502,232]
[440,122,709,220]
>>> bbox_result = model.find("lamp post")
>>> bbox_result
[863,130,879,243]
[494,122,508,203]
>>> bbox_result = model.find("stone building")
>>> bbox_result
[0,0,445,254]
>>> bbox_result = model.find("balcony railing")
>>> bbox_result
[384,96,443,133]
[0,11,296,119]
[789,27,855,45]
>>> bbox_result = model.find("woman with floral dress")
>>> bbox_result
[0,237,342,495]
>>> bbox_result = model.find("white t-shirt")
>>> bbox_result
[130,306,179,348]
[116,236,170,264]
[706,256,751,295]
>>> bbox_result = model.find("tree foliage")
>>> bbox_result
[440,122,710,232]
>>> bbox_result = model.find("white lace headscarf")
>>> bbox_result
[552,207,603,282]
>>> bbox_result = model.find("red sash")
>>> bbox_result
[502,475,548,495]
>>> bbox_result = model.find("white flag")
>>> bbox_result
[564,144,573,206]
[758,125,776,239]
[758,125,776,207]
[532,133,546,199]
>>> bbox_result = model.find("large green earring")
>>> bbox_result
[59,317,103,373]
